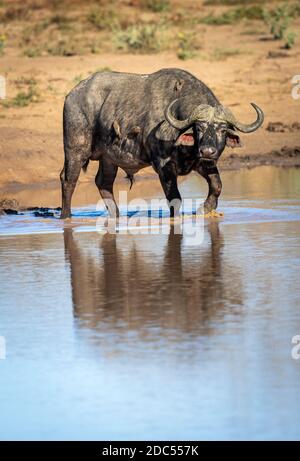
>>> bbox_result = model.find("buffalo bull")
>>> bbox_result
[60,68,264,218]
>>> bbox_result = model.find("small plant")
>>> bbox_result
[22,14,72,44]
[0,34,6,55]
[200,13,233,26]
[0,5,28,22]
[177,32,198,60]
[90,44,101,54]
[294,1,300,17]
[48,15,73,32]
[200,6,264,25]
[22,15,72,43]
[241,27,265,36]
[47,40,77,56]
[95,67,112,73]
[22,24,47,45]
[204,0,268,4]
[88,8,119,31]
[23,47,42,58]
[114,24,161,53]
[212,47,241,60]
[2,84,40,108]
[14,77,37,87]
[13,86,39,107]
[144,0,170,13]
[284,30,297,49]
[47,84,57,94]
[73,74,84,84]
[263,5,293,40]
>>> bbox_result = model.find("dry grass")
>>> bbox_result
[0,0,299,59]
[1,83,40,108]
[114,23,163,53]
[204,0,278,5]
[211,47,243,60]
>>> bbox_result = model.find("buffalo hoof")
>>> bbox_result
[194,208,224,218]
[204,210,224,218]
[60,213,71,220]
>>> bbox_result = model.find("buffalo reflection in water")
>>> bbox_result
[63,223,243,338]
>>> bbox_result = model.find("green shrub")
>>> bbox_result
[73,74,84,84]
[240,27,264,36]
[47,40,78,56]
[177,32,198,60]
[14,77,38,86]
[0,5,28,22]
[284,30,297,49]
[294,1,300,16]
[263,5,293,40]
[114,24,161,53]
[204,0,268,4]
[95,67,113,73]
[144,0,170,12]
[2,85,40,108]
[23,47,42,57]
[48,15,73,32]
[22,15,73,48]
[200,5,264,25]
[0,34,6,55]
[212,47,242,60]
[88,8,119,31]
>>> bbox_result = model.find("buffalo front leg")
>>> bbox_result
[60,158,83,219]
[95,158,119,217]
[157,161,181,217]
[197,164,222,214]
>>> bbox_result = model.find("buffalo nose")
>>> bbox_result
[199,146,217,158]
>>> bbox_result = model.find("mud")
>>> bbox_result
[220,146,300,170]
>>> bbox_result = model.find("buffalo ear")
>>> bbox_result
[175,127,195,146]
[155,121,179,142]
[226,130,242,148]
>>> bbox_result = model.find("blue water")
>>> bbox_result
[0,166,300,440]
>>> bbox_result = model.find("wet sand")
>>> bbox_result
[1,164,300,212]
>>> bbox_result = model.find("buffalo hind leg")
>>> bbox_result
[95,158,119,217]
[158,161,181,217]
[197,164,222,214]
[60,158,83,219]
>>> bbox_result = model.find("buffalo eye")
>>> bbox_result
[219,125,228,134]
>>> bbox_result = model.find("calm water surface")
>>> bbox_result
[0,166,300,440]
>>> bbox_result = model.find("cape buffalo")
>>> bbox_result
[60,68,264,218]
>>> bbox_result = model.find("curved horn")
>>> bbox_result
[164,99,191,130]
[227,103,264,133]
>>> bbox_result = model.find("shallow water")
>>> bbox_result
[0,166,300,440]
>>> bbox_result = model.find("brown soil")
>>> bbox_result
[1,0,300,202]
